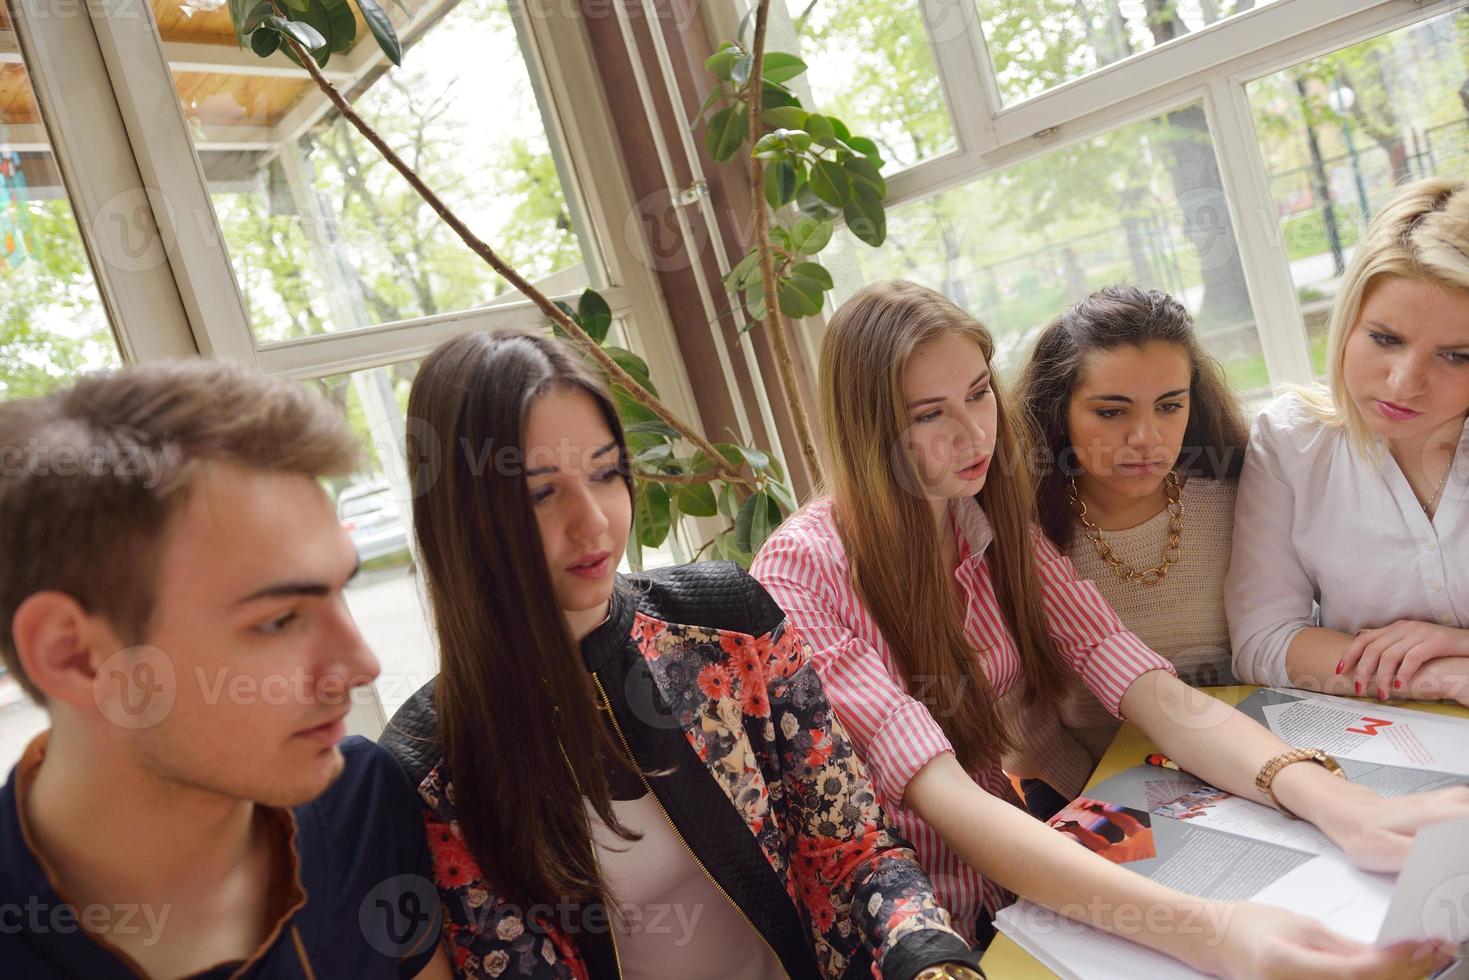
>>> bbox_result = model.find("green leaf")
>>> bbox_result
[614,387,658,425]
[321,0,356,53]
[735,445,771,471]
[605,346,657,396]
[763,106,807,130]
[843,182,887,247]
[675,482,718,517]
[731,54,753,86]
[712,442,747,470]
[632,443,674,465]
[768,226,793,251]
[625,523,643,571]
[751,491,781,553]
[280,0,308,11]
[790,216,833,254]
[752,132,790,161]
[803,113,835,142]
[265,15,327,52]
[717,481,741,519]
[734,489,765,554]
[761,81,799,109]
[228,0,254,41]
[762,52,808,84]
[636,483,672,548]
[705,48,740,81]
[766,477,797,513]
[808,159,850,206]
[796,184,841,221]
[790,261,833,289]
[355,0,401,66]
[693,85,727,127]
[847,135,883,162]
[777,274,825,318]
[737,5,755,45]
[705,105,748,162]
[577,289,613,344]
[723,248,760,291]
[843,155,887,197]
[242,1,274,33]
[829,117,852,142]
[764,159,797,209]
[249,25,282,55]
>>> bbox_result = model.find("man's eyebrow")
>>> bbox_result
[527,441,620,476]
[233,559,362,606]
[905,371,991,409]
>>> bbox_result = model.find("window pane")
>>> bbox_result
[979,0,1281,107]
[1,55,122,767]
[1246,9,1469,376]
[166,0,590,344]
[778,0,957,169]
[825,103,1270,395]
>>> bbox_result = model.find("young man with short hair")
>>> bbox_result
[0,360,450,978]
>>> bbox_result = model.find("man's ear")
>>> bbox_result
[11,592,108,710]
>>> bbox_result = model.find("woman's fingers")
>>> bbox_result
[1374,636,1417,698]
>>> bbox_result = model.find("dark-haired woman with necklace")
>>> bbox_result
[1014,285,1249,804]
[378,330,983,980]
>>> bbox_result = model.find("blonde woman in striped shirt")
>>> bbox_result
[751,279,1464,979]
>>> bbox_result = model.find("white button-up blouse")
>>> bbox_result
[1227,391,1469,687]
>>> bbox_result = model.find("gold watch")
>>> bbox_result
[1255,747,1346,819]
[914,966,984,980]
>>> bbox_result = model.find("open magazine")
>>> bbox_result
[994,688,1469,979]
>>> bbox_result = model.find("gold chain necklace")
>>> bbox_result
[1069,470,1184,586]
[1423,460,1452,516]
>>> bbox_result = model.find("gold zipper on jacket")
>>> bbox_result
[591,674,792,980]
[554,734,625,980]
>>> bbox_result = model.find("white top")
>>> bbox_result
[586,794,787,980]
[1226,392,1469,687]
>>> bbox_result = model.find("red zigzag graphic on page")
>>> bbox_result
[1345,717,1395,736]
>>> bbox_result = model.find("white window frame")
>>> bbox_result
[720,0,1462,389]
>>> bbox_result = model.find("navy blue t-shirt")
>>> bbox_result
[0,735,442,978]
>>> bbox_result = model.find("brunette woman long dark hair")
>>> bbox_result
[406,329,637,910]
[1019,285,1250,550]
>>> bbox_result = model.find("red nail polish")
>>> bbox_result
[1393,678,1402,690]
[1377,688,1387,700]
[1354,681,1361,694]
[1335,661,1343,674]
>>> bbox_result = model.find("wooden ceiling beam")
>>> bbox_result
[0,31,351,83]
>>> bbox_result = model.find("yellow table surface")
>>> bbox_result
[978,685,1469,978]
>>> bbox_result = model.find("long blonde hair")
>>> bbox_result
[818,279,1071,766]
[1297,177,1469,456]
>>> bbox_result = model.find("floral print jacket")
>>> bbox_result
[380,562,982,980]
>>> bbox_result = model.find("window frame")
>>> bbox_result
[715,0,1461,390]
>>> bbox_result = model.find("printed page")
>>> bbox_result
[1376,816,1469,948]
[1239,689,1469,776]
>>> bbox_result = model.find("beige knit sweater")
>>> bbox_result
[1003,477,1238,799]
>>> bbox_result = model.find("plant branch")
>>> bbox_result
[634,468,731,486]
[280,35,744,486]
[745,0,824,486]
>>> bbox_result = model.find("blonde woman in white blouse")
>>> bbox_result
[1016,285,1250,808]
[1227,176,1469,705]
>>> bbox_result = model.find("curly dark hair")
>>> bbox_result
[1018,285,1249,549]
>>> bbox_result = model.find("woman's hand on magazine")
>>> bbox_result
[1314,786,1469,872]
[1200,901,1453,979]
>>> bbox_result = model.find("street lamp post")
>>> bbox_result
[1327,79,1372,222]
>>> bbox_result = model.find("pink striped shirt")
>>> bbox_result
[750,495,1174,942]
